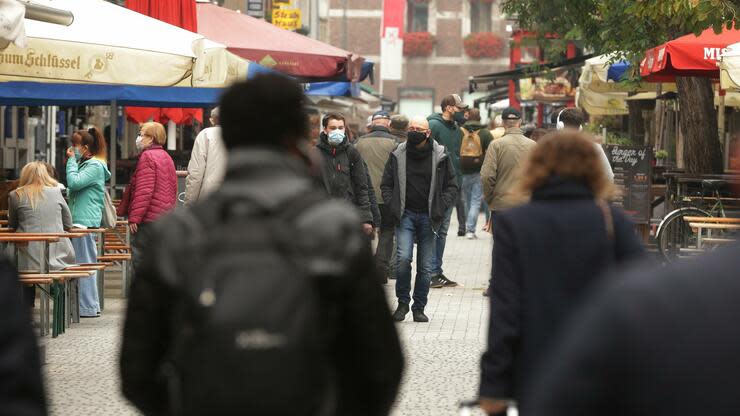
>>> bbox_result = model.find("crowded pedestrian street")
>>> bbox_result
[43,215,491,416]
[2,1,740,415]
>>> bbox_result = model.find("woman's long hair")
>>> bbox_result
[14,161,59,209]
[516,130,615,201]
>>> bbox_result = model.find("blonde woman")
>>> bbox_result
[8,162,76,305]
[478,131,645,415]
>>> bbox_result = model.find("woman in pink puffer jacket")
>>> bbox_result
[118,122,177,267]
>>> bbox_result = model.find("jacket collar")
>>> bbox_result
[393,139,447,162]
[369,125,391,134]
[531,176,595,201]
[504,127,524,135]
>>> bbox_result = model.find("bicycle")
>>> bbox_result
[656,179,728,262]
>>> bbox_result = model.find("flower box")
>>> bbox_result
[463,32,505,59]
[403,32,435,57]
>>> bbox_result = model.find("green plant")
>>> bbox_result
[500,0,737,174]
[655,150,669,159]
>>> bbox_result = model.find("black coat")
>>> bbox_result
[120,149,403,416]
[525,243,740,416]
[316,134,373,224]
[479,177,645,405]
[0,256,46,416]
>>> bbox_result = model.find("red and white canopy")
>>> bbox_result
[640,26,740,82]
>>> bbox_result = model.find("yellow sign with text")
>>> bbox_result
[272,8,301,31]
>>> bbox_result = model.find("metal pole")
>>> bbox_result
[341,0,348,49]
[23,2,74,26]
[110,100,117,195]
[310,0,319,39]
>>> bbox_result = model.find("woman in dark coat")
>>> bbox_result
[478,131,645,415]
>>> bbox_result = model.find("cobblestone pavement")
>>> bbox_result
[44,213,492,415]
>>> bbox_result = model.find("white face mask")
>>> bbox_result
[135,135,144,150]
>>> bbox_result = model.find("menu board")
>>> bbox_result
[605,145,652,224]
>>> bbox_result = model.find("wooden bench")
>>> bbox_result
[683,216,740,224]
[688,222,740,250]
[19,271,93,337]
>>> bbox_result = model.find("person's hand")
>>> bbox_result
[479,398,508,415]
[66,147,75,158]
[129,223,138,234]
[362,223,374,236]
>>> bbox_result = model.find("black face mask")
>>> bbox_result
[454,111,466,125]
[407,131,428,146]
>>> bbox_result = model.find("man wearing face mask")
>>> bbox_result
[426,94,467,289]
[381,116,459,323]
[316,113,374,235]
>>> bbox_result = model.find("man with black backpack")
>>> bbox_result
[460,109,493,239]
[119,74,403,416]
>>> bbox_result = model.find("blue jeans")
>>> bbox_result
[462,173,484,233]
[432,206,453,276]
[71,234,100,316]
[395,210,436,310]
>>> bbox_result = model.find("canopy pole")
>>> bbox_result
[110,100,117,195]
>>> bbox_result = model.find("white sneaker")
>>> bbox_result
[466,232,476,240]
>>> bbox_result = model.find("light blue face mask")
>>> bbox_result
[328,129,345,146]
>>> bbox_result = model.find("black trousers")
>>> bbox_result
[456,190,466,233]
[375,204,396,277]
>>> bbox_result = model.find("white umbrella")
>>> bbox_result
[0,0,248,87]
[720,42,740,91]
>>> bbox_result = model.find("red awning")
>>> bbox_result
[196,3,364,81]
[125,0,202,125]
[640,26,740,82]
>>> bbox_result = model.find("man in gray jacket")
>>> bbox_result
[357,111,398,282]
[184,107,227,206]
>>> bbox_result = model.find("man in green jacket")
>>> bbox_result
[427,94,467,288]
[460,109,494,239]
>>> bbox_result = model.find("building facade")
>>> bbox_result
[322,0,510,117]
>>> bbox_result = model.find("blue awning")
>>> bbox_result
[0,82,223,107]
[607,61,631,82]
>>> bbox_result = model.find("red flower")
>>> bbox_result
[403,32,435,57]
[463,32,505,59]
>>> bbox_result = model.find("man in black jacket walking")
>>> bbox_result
[120,74,403,416]
[381,116,459,323]
[317,112,374,235]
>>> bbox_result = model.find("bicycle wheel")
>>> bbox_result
[656,207,710,262]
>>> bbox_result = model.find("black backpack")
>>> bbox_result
[162,189,342,415]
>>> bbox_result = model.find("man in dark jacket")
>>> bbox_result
[120,74,403,416]
[317,112,374,235]
[381,116,459,323]
[460,108,493,239]
[357,111,399,282]
[0,255,46,416]
[525,243,740,416]
[427,94,467,288]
